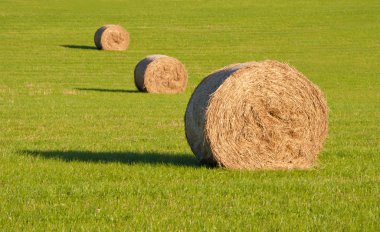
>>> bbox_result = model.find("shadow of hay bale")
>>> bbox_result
[74,88,140,93]
[20,150,199,167]
[60,45,98,50]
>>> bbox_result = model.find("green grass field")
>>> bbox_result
[1,0,379,230]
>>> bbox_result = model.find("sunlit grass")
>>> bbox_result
[0,0,379,230]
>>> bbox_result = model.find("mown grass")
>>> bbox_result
[0,0,379,230]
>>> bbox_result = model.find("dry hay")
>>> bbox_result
[94,25,130,51]
[185,60,328,170]
[134,55,188,93]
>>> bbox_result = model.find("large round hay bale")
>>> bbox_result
[185,60,328,170]
[94,24,130,51]
[134,55,188,93]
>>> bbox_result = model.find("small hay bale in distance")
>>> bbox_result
[94,24,130,51]
[134,55,188,93]
[185,60,328,170]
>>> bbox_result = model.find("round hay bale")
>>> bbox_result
[134,55,188,93]
[94,25,130,51]
[185,60,328,170]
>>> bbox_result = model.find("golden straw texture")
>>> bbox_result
[94,24,130,51]
[185,60,328,170]
[134,55,188,93]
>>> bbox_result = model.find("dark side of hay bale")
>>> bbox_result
[185,60,328,170]
[134,55,188,93]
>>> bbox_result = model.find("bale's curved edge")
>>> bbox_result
[184,62,257,166]
[185,60,328,170]
[94,25,108,49]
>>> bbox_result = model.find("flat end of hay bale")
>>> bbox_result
[94,24,130,51]
[134,55,188,93]
[185,60,328,170]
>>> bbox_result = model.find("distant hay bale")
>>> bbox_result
[94,25,130,51]
[185,60,328,170]
[134,55,188,93]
